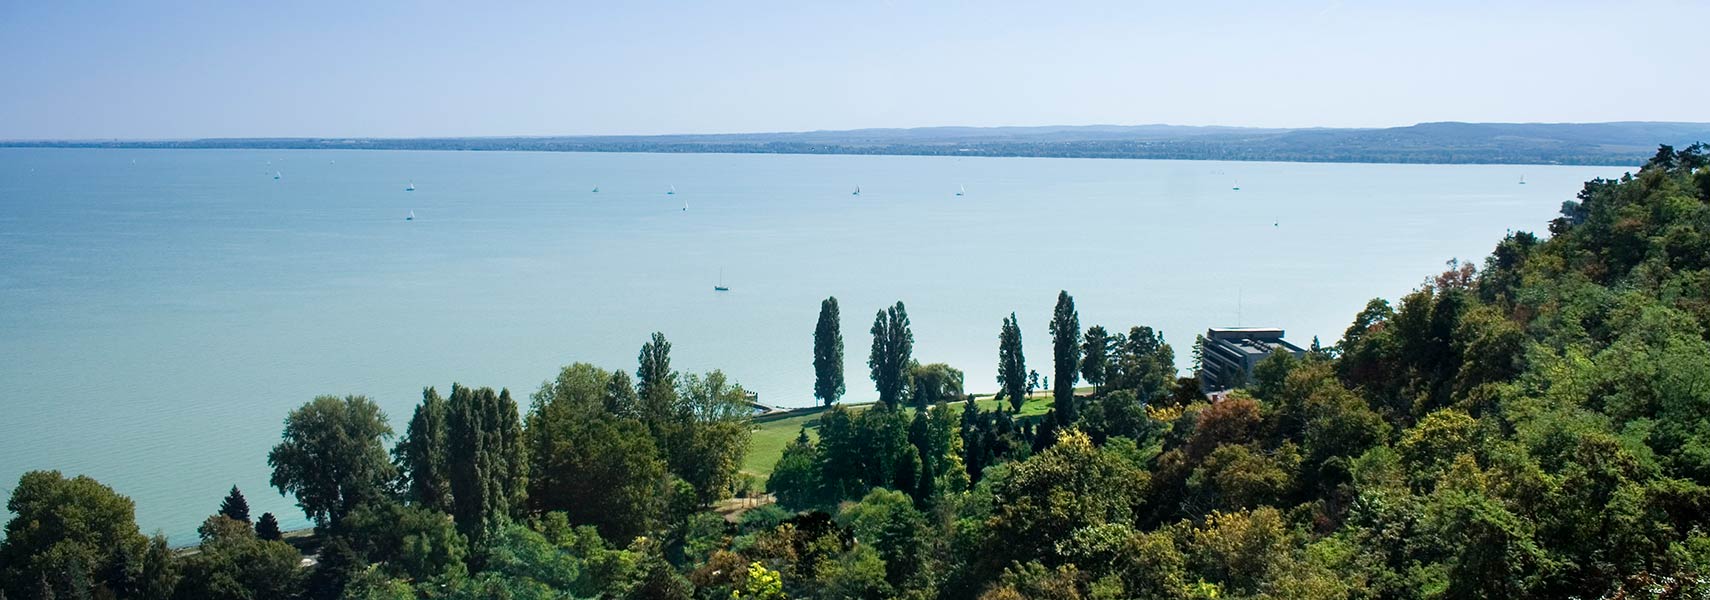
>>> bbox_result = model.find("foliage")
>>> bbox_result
[268,395,397,528]
[220,486,251,523]
[814,296,847,406]
[869,301,916,409]
[998,313,1028,411]
[1049,291,1082,425]
[393,387,453,513]
[0,471,148,600]
[446,385,526,545]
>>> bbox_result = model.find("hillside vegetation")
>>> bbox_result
[5,144,1710,599]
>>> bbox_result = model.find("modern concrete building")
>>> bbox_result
[1200,327,1307,393]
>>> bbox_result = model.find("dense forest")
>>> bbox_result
[10,123,1710,165]
[5,143,1710,599]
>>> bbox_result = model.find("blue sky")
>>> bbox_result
[1,0,1705,139]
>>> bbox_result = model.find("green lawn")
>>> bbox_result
[741,391,1070,483]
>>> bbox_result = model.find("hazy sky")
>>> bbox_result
[2,0,1705,139]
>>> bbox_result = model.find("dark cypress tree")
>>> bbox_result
[998,312,1027,411]
[1049,291,1082,425]
[255,512,283,541]
[447,385,527,543]
[395,387,453,513]
[219,485,251,523]
[867,302,914,408]
[813,296,847,406]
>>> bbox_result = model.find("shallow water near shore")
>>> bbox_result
[0,148,1626,543]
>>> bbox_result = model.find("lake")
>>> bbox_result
[0,148,1628,543]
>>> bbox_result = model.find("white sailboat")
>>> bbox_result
[406,210,415,221]
[667,185,676,195]
[714,268,729,292]
[405,182,415,191]
[956,184,965,197]
[592,185,600,193]
[273,171,282,180]
[1232,179,1241,191]
[1518,175,1527,185]
[682,196,688,211]
[852,185,861,196]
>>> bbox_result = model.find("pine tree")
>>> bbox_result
[255,512,283,541]
[813,296,847,406]
[998,313,1028,411]
[1049,291,1082,425]
[219,485,251,523]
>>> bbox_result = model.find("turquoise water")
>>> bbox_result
[0,148,1628,543]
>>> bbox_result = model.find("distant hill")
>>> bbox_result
[8,121,1710,165]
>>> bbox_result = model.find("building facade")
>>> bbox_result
[1199,327,1307,393]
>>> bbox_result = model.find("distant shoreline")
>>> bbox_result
[0,143,1646,168]
[5,121,1703,166]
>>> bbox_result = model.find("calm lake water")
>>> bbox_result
[0,148,1628,543]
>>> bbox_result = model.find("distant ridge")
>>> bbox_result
[8,121,1709,165]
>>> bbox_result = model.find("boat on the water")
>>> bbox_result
[406,210,415,221]
[667,185,676,195]
[406,182,415,191]
[714,268,729,292]
[956,184,965,197]
[1519,175,1527,185]
[273,171,282,180]
[852,185,861,196]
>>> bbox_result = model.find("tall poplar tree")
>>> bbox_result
[447,384,526,543]
[1082,325,1109,392]
[998,313,1028,411]
[1049,291,1082,425]
[636,332,678,434]
[867,301,914,409]
[394,387,453,513]
[813,296,847,406]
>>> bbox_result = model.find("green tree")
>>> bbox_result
[267,395,397,528]
[868,301,915,408]
[768,430,822,510]
[219,486,251,523]
[338,501,468,584]
[603,370,639,418]
[982,431,1148,573]
[1081,325,1109,392]
[136,534,180,600]
[174,516,304,600]
[636,332,678,434]
[393,387,453,513]
[909,362,965,408]
[998,312,1028,411]
[446,385,526,544]
[254,513,282,542]
[814,296,847,406]
[1,471,148,600]
[1049,291,1082,424]
[526,401,667,543]
[669,370,754,505]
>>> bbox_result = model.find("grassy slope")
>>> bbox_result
[742,392,1064,482]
